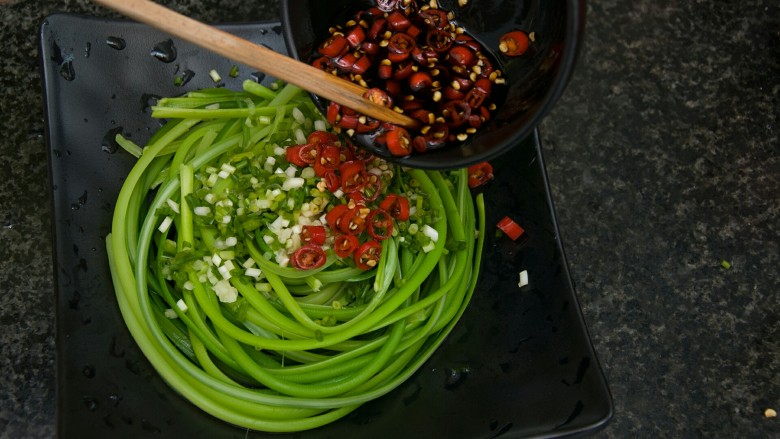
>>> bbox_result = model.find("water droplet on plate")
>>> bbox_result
[82,364,95,378]
[84,42,91,58]
[106,36,126,50]
[60,61,75,81]
[82,396,98,411]
[141,93,161,113]
[109,393,123,407]
[444,366,470,390]
[173,69,195,87]
[68,290,80,309]
[251,71,266,83]
[102,126,123,153]
[150,39,177,63]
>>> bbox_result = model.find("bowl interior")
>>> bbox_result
[281,0,584,169]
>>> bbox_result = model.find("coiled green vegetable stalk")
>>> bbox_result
[106,80,485,432]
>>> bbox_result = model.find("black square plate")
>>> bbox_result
[40,14,612,439]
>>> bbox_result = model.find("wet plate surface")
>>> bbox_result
[41,14,612,439]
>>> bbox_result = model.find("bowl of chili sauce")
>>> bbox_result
[281,0,585,170]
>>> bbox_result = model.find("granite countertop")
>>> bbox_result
[1,0,777,437]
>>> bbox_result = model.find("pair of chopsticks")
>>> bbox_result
[93,0,419,129]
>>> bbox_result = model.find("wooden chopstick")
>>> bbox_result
[92,0,420,129]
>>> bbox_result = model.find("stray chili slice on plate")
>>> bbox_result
[354,240,382,270]
[467,162,494,188]
[497,216,525,241]
[333,234,359,258]
[291,244,327,270]
[367,209,394,240]
[301,225,326,245]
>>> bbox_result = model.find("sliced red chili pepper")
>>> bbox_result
[325,204,349,231]
[334,52,358,72]
[469,114,483,128]
[298,143,321,165]
[343,138,374,162]
[345,26,366,48]
[408,71,433,92]
[419,8,449,29]
[354,240,382,270]
[337,114,359,130]
[377,62,393,80]
[339,160,367,193]
[322,170,341,193]
[384,79,402,97]
[467,162,494,188]
[386,10,411,31]
[326,102,341,126]
[442,100,471,128]
[409,108,434,125]
[448,45,476,67]
[468,113,483,128]
[301,225,326,245]
[499,30,530,57]
[400,98,423,112]
[474,77,492,94]
[311,56,334,72]
[314,144,341,177]
[497,216,525,241]
[442,86,466,101]
[426,29,454,53]
[356,116,381,133]
[413,136,429,153]
[380,194,410,221]
[452,76,473,91]
[392,61,415,80]
[387,33,416,62]
[368,17,388,40]
[464,87,487,109]
[291,244,327,270]
[479,57,495,78]
[285,145,308,167]
[351,55,372,74]
[338,205,368,235]
[333,234,359,258]
[414,122,449,152]
[363,88,393,108]
[308,130,340,146]
[360,40,380,56]
[406,24,421,39]
[360,173,382,202]
[385,126,412,156]
[367,209,394,240]
[318,34,349,58]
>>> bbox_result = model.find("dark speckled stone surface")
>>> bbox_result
[0,0,777,437]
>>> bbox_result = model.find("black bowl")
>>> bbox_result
[280,0,585,170]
